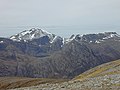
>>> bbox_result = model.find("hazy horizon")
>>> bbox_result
[0,0,120,37]
[0,25,120,38]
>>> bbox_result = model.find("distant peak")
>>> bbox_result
[20,28,52,36]
[70,32,120,44]
[30,28,52,34]
[76,32,119,38]
[104,32,117,34]
[10,28,54,42]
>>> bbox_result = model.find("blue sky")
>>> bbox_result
[0,0,120,37]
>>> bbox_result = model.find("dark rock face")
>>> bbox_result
[37,39,120,78]
[0,30,120,79]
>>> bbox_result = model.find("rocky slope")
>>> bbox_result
[0,77,68,90]
[11,59,120,90]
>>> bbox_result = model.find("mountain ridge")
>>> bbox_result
[0,28,120,79]
[9,28,120,44]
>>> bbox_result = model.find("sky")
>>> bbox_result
[0,0,120,37]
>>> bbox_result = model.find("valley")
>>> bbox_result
[10,59,120,90]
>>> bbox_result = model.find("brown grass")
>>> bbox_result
[0,77,68,90]
[74,59,120,81]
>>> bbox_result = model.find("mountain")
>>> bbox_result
[0,29,120,79]
[74,32,120,43]
[10,28,56,42]
[9,59,120,90]
[9,28,65,57]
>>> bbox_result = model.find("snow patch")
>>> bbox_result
[95,40,101,44]
[50,36,58,43]
[65,35,76,44]
[103,33,120,40]
[0,41,4,43]
[62,38,65,45]
[90,41,93,43]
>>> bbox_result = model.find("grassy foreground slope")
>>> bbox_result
[0,77,68,90]
[11,59,120,90]
[74,59,120,81]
